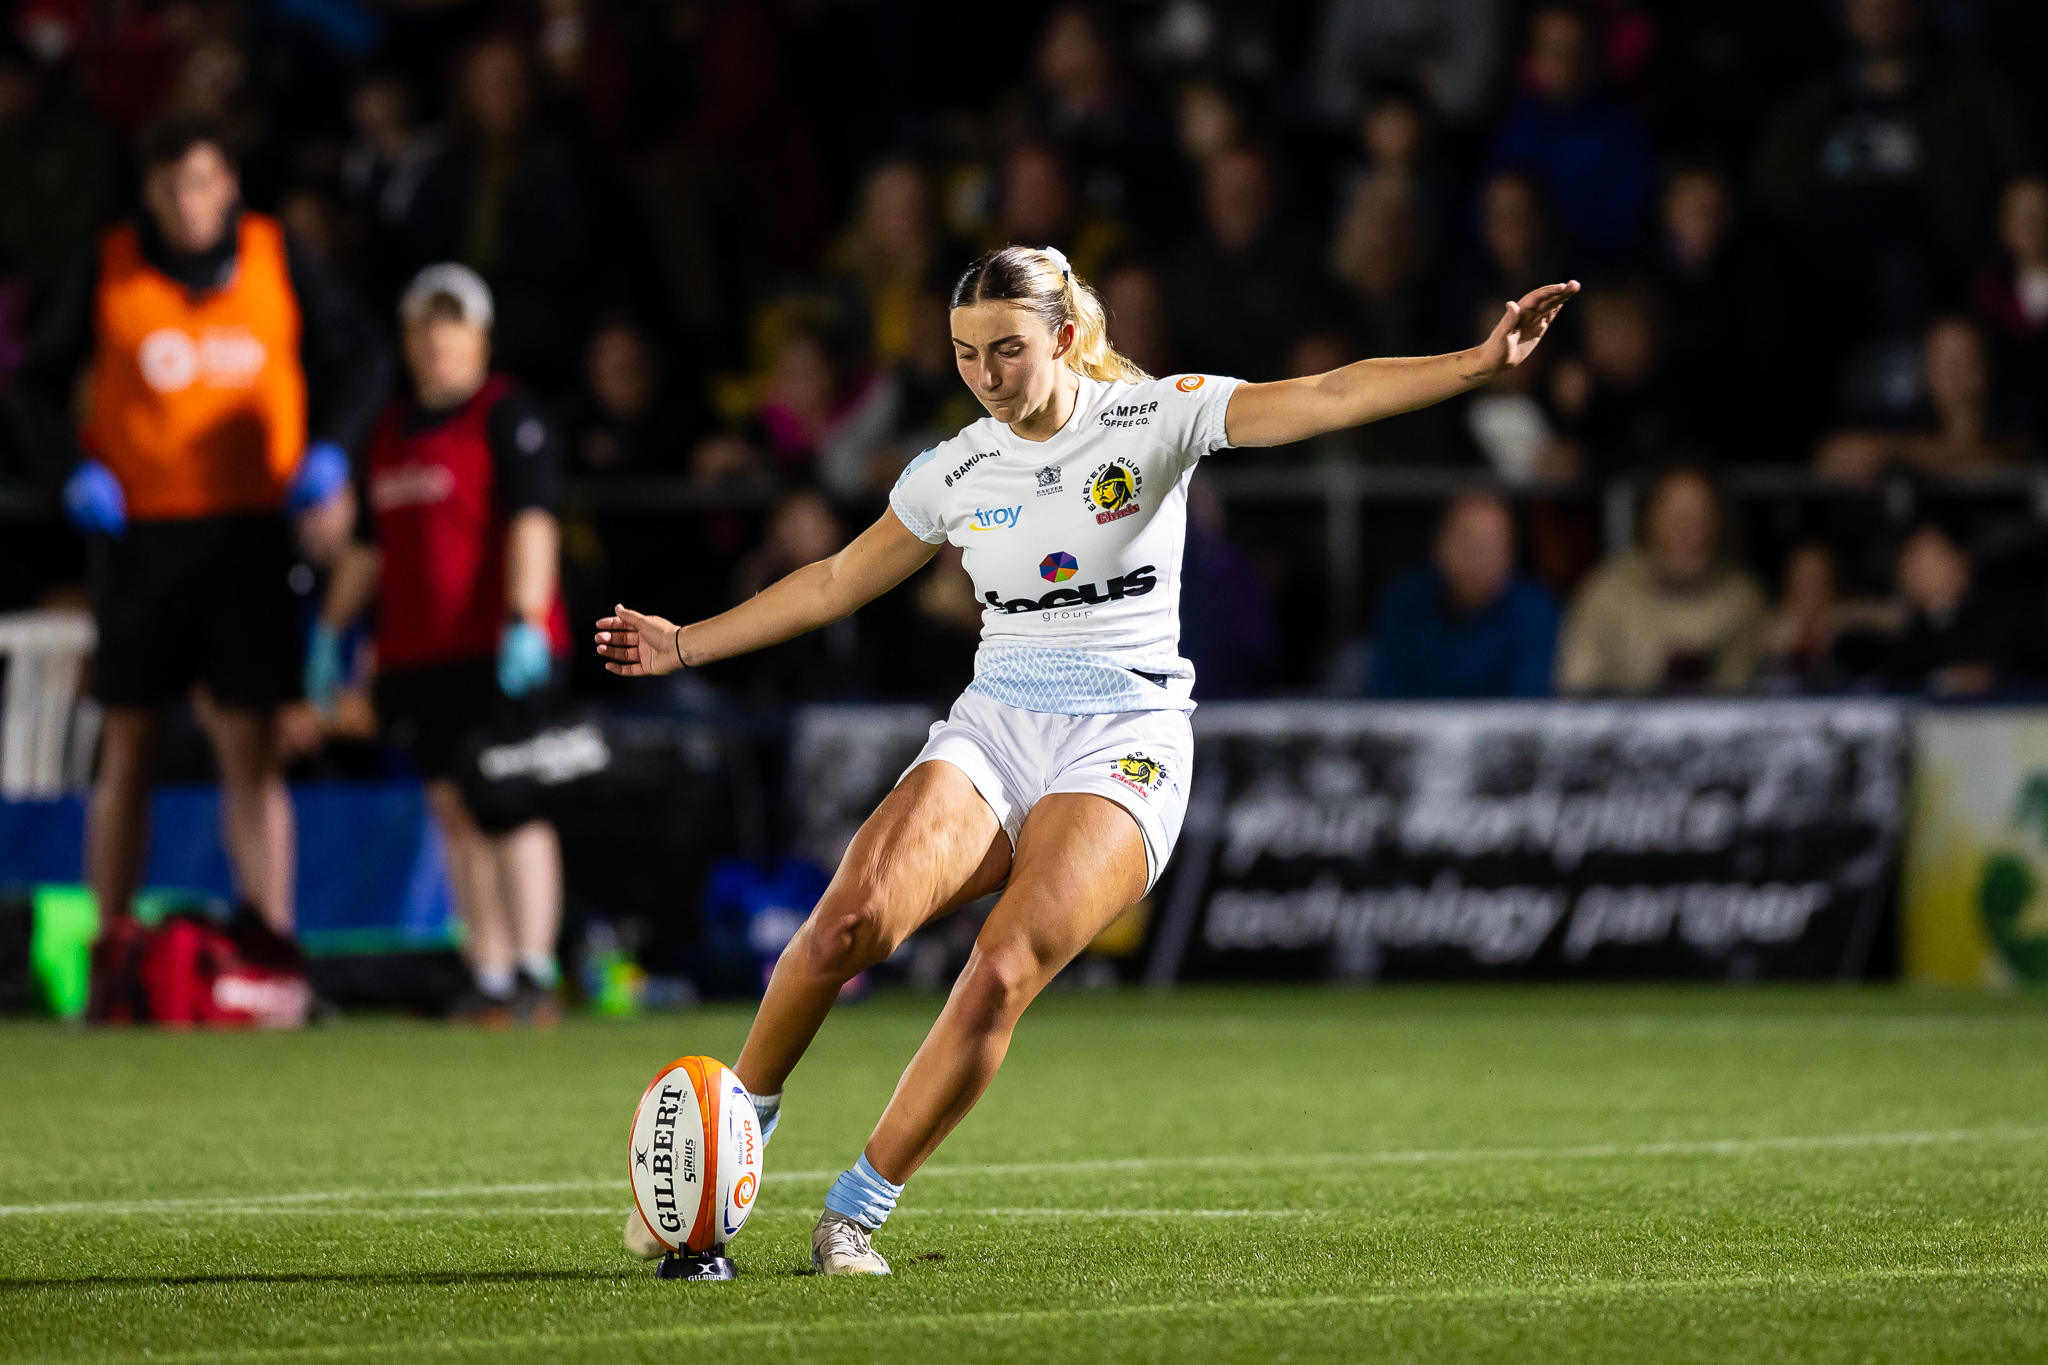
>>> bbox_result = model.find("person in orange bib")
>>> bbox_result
[17,111,391,961]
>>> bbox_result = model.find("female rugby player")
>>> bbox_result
[599,246,1576,1274]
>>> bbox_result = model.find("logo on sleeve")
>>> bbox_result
[968,505,1023,531]
[1175,375,1205,393]
[1082,461,1143,524]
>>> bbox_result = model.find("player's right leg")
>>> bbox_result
[732,758,1009,1102]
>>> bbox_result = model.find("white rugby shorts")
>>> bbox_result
[903,690,1193,891]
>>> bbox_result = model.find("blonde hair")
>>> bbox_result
[950,244,1148,383]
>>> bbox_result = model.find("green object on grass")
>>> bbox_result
[28,884,98,1019]
[1,987,2045,1362]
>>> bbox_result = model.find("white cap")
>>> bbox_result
[399,262,494,329]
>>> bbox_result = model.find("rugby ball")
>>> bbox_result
[627,1056,762,1254]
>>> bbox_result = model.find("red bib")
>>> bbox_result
[367,375,566,671]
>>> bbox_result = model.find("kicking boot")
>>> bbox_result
[510,970,561,1029]
[812,1209,890,1275]
[623,1208,665,1260]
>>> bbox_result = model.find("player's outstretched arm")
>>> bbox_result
[1224,281,1579,449]
[595,507,940,676]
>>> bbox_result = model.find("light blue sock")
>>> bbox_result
[823,1154,903,1230]
[747,1090,781,1144]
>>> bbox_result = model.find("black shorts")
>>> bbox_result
[93,514,303,709]
[372,656,501,782]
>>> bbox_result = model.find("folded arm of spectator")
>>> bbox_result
[595,509,939,676]
[1226,281,1577,447]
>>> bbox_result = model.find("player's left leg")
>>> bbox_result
[812,792,1145,1273]
[207,705,295,933]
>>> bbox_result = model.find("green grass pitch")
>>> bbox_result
[3,985,2047,1363]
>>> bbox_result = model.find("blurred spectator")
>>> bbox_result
[1462,308,1566,483]
[1312,0,1505,128]
[338,66,445,302]
[1029,4,1175,233]
[0,37,118,304]
[728,489,855,703]
[1970,176,2048,440]
[1167,146,1323,382]
[1549,278,1680,478]
[1755,0,2036,423]
[1181,476,1278,699]
[533,0,634,155]
[1816,316,2036,482]
[1330,175,1431,359]
[1757,542,1901,691]
[1371,492,1559,698]
[1558,465,1766,692]
[565,318,697,478]
[993,140,1123,285]
[1650,165,1801,460]
[1436,171,1561,351]
[1102,262,1177,378]
[1837,523,2024,694]
[394,34,606,392]
[1489,3,1656,265]
[827,160,938,367]
[1176,78,1248,174]
[749,303,894,493]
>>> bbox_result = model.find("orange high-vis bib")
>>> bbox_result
[82,214,306,521]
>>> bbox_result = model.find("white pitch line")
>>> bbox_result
[4,1125,2042,1219]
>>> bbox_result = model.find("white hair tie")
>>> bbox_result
[1040,245,1072,280]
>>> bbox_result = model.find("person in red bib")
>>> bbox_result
[16,110,390,960]
[312,263,568,1024]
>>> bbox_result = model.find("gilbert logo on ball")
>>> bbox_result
[628,1056,762,1253]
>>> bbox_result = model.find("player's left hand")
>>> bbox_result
[1480,281,1579,374]
[595,604,684,677]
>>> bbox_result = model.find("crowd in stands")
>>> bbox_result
[5,0,2048,713]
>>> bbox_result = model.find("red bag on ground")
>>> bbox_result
[134,913,310,1028]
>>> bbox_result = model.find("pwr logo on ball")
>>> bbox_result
[1040,551,1078,582]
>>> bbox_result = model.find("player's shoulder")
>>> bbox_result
[901,416,1007,493]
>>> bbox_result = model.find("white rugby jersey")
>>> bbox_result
[889,371,1242,714]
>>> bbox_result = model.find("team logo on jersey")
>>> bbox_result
[1112,753,1168,797]
[1082,461,1143,524]
[1034,465,1063,496]
[1175,375,1205,393]
[1040,551,1078,582]
[983,564,1156,615]
[968,504,1023,531]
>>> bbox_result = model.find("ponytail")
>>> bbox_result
[951,245,1149,383]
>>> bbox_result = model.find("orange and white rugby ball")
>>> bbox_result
[627,1056,762,1254]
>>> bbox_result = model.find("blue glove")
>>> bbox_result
[304,623,344,713]
[62,461,127,537]
[498,620,554,698]
[285,441,351,514]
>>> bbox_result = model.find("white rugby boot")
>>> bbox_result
[623,1208,665,1260]
[811,1209,891,1275]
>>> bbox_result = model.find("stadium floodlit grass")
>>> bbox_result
[3,987,2047,1364]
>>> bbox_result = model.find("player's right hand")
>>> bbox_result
[595,604,684,676]
[63,460,127,537]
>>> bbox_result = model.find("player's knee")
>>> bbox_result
[802,886,894,980]
[952,943,1044,1030]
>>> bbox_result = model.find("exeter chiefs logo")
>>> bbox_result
[1111,753,1167,797]
[1082,461,1143,525]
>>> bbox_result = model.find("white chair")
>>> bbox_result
[0,609,98,798]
